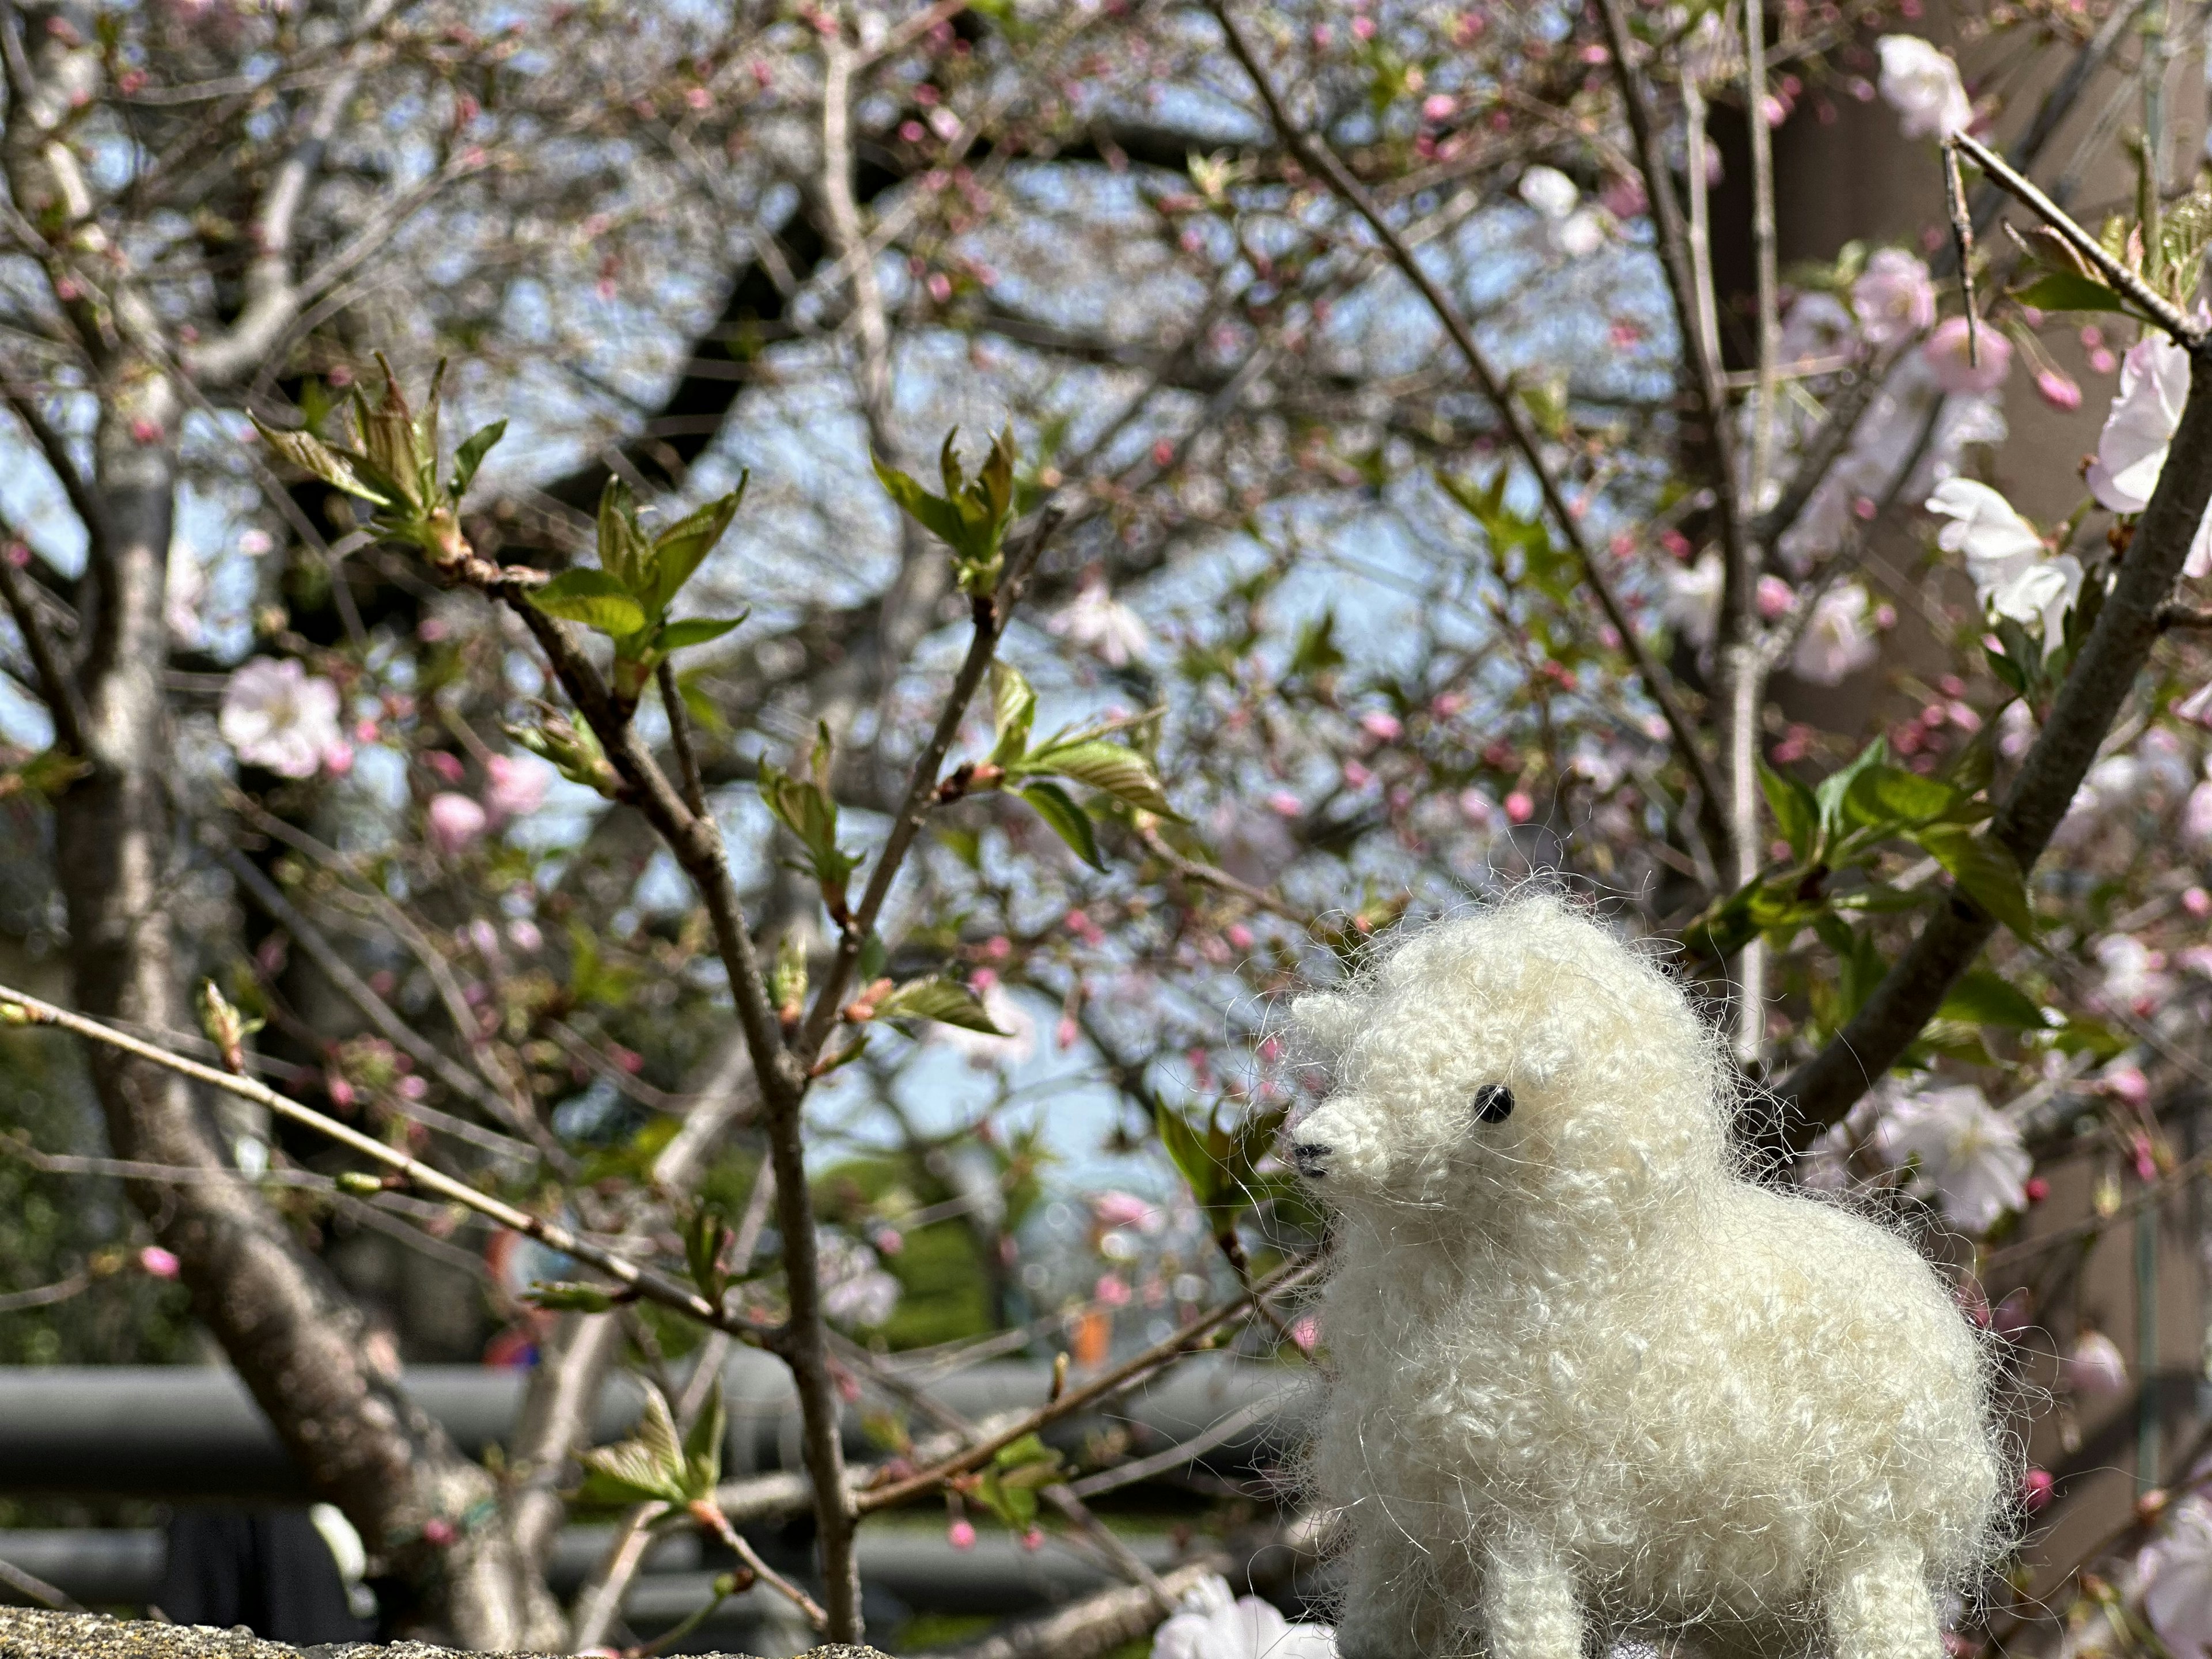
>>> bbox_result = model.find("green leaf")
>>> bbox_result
[1020,739,1175,816]
[529,569,648,636]
[993,1433,1062,1475]
[685,1206,729,1303]
[1758,760,1820,862]
[757,759,861,893]
[451,419,506,496]
[872,455,968,549]
[525,1280,616,1313]
[1916,825,2037,941]
[681,1378,724,1500]
[646,479,747,613]
[1020,781,1104,870]
[595,478,654,599]
[2012,271,2131,315]
[577,1387,692,1507]
[871,976,1007,1033]
[1843,764,1963,833]
[1153,1103,1221,1210]
[1938,969,2051,1031]
[251,418,395,507]
[1813,737,1891,840]
[655,615,747,652]
[990,660,1036,765]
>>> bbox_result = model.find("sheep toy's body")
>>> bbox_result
[1289,898,2006,1659]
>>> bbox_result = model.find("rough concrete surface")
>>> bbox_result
[0,1607,892,1659]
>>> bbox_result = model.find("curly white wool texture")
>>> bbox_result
[1287,895,2009,1659]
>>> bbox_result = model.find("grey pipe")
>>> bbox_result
[0,1355,1303,1498]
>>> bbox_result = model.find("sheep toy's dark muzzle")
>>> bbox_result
[1292,1141,1330,1178]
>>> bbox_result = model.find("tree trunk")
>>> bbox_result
[50,377,559,1650]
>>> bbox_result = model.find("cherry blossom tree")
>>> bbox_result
[3,2,2212,1657]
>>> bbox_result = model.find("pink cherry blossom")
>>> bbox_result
[1921,316,2011,393]
[484,754,550,821]
[1876,35,1972,139]
[427,793,488,856]
[1850,248,1935,348]
[220,658,344,779]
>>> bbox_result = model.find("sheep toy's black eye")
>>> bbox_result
[1474,1083,1514,1124]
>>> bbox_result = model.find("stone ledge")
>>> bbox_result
[0,1608,892,1659]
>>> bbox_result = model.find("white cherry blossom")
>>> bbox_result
[2087,332,2212,578]
[1925,478,2082,637]
[1790,583,1880,685]
[816,1229,902,1328]
[1661,551,1723,648]
[219,657,344,779]
[1051,570,1150,667]
[2137,1500,2212,1659]
[1517,165,1606,256]
[1873,1082,2030,1233]
[1152,1573,1336,1659]
[2058,1330,2128,1397]
[1877,35,1972,140]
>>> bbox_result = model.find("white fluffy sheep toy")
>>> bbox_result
[1287,896,2008,1659]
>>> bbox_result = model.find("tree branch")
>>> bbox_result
[794,506,1063,1064]
[1206,0,1729,853]
[1780,341,2212,1134]
[0,978,781,1344]
[1947,130,2200,346]
[854,1255,1315,1514]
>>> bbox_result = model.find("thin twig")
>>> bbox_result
[0,980,778,1344]
[1945,131,2199,345]
[217,844,527,1137]
[794,506,1064,1062]
[0,1270,89,1314]
[1942,141,1979,368]
[855,1255,1316,1513]
[0,1554,83,1613]
[0,546,84,755]
[691,1500,828,1633]
[657,660,709,819]
[1134,820,1313,927]
[1207,0,1729,851]
[1744,0,1781,517]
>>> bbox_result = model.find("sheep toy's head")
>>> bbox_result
[1287,897,1730,1229]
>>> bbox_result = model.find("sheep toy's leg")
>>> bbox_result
[1478,1528,1584,1659]
[1334,1512,1445,1659]
[1823,1545,1942,1659]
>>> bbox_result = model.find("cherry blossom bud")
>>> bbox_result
[1503,790,1533,823]
[947,1519,977,1551]
[422,1517,457,1547]
[2020,1468,2053,1512]
[2033,368,2081,411]
[2060,1330,2128,1397]
[139,1245,180,1279]
[1021,1528,1045,1552]
[427,793,488,857]
[2024,1175,2048,1203]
